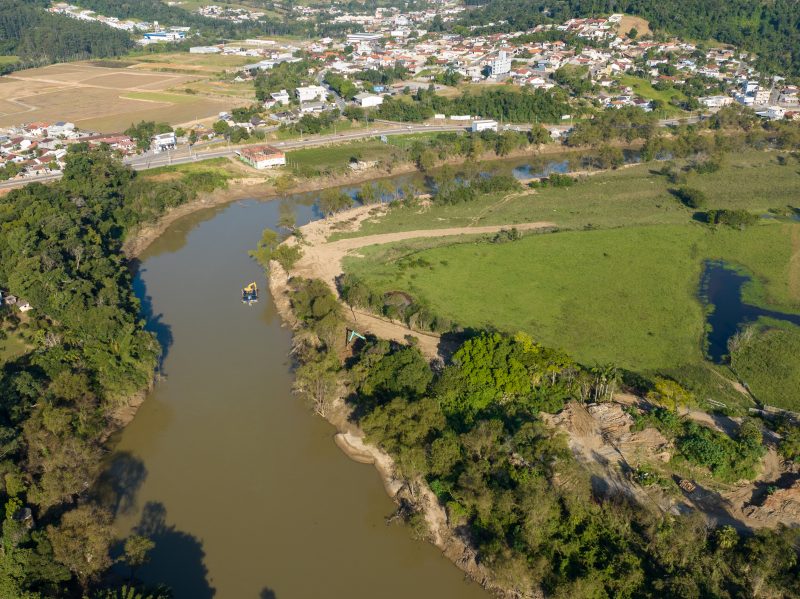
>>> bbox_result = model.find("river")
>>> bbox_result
[103,194,488,598]
[102,151,636,596]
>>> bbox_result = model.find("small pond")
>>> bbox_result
[701,261,800,362]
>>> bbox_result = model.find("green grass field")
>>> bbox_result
[337,150,800,239]
[285,140,402,174]
[618,75,688,116]
[0,56,19,66]
[345,224,797,369]
[730,320,800,411]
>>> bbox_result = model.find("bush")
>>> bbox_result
[675,186,708,208]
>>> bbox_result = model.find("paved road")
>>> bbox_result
[125,124,467,170]
[0,114,709,190]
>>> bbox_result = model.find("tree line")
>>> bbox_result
[279,273,800,598]
[0,0,134,72]
[0,145,228,597]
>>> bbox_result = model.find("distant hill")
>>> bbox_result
[0,0,134,71]
[461,0,800,78]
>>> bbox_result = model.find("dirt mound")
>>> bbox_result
[744,479,800,526]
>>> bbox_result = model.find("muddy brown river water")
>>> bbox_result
[105,197,488,598]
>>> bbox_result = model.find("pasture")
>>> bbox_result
[344,224,799,371]
[0,59,248,132]
[338,150,800,238]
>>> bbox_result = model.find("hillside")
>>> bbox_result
[0,0,134,71]
[462,0,800,77]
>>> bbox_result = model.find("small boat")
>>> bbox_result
[242,282,259,304]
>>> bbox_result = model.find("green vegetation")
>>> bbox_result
[286,141,402,176]
[344,223,799,373]
[377,86,569,124]
[336,150,800,239]
[631,408,765,481]
[619,75,687,115]
[0,145,227,596]
[281,274,800,598]
[0,0,134,71]
[0,319,29,364]
[730,322,800,411]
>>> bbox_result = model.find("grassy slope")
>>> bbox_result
[339,151,799,239]
[618,75,687,115]
[0,326,28,365]
[730,321,800,410]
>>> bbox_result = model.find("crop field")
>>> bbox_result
[0,59,248,132]
[337,151,800,239]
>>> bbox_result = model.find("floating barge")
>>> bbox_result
[242,282,259,305]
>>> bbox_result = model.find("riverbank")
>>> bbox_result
[121,139,634,259]
[267,207,533,598]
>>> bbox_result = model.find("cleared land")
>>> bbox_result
[0,59,248,132]
[286,140,403,174]
[619,75,687,115]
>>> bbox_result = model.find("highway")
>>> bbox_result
[0,114,707,190]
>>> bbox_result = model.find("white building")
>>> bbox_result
[346,33,383,44]
[190,46,221,54]
[472,120,498,132]
[354,93,384,108]
[490,51,511,77]
[151,132,176,153]
[270,90,291,105]
[238,145,286,169]
[296,85,328,103]
[700,95,733,108]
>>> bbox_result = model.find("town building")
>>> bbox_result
[238,145,286,169]
[490,51,512,77]
[296,85,328,103]
[472,119,499,132]
[354,92,384,108]
[151,132,177,153]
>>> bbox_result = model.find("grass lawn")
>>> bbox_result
[337,150,800,239]
[730,320,800,411]
[286,140,401,174]
[0,56,19,66]
[618,75,688,115]
[343,222,799,376]
[0,327,28,365]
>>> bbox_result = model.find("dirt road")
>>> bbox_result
[283,204,556,357]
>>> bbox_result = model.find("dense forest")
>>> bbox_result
[0,145,224,597]
[460,0,800,77]
[285,275,800,598]
[0,0,134,72]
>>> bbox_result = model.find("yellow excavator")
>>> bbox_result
[242,282,259,304]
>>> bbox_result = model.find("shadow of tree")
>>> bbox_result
[133,501,216,598]
[94,451,148,517]
[132,269,173,373]
[260,588,278,599]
